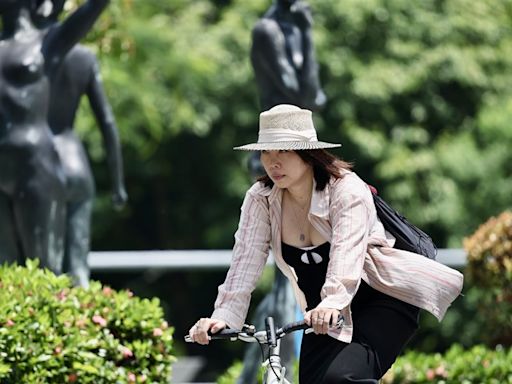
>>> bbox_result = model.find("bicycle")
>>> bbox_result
[185,316,343,384]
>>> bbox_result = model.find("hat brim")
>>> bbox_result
[233,141,341,151]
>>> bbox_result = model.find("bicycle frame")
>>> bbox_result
[262,335,289,384]
[235,317,292,384]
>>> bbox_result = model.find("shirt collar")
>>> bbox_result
[267,182,280,204]
[265,178,331,219]
[310,179,331,219]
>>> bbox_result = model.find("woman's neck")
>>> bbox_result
[285,172,314,207]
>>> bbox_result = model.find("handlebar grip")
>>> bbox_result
[281,320,310,334]
[209,328,241,340]
[184,328,241,343]
[265,317,277,347]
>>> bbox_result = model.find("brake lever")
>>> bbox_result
[304,314,345,335]
[334,315,345,329]
[241,323,256,336]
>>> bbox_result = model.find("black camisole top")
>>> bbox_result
[281,241,420,324]
[281,241,331,310]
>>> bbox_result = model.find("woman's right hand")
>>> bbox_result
[188,318,227,345]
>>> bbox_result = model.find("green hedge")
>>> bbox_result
[216,360,282,384]
[383,344,512,384]
[0,261,175,383]
[217,344,512,384]
[463,210,512,346]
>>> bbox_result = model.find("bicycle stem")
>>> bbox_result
[265,338,290,384]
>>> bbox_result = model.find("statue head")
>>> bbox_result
[276,0,299,10]
[31,0,65,24]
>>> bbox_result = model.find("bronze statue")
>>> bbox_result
[248,0,326,179]
[251,0,326,112]
[0,0,110,275]
[33,0,127,287]
[239,1,327,382]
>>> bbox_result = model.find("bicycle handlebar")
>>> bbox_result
[184,315,344,344]
[183,328,242,343]
[210,328,243,340]
[184,318,315,344]
[278,319,310,335]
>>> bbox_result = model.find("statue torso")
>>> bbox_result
[0,30,58,192]
[277,20,304,69]
[0,31,49,132]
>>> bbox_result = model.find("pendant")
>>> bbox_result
[299,233,305,242]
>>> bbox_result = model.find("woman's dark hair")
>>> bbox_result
[257,149,352,191]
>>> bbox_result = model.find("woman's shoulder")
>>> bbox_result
[241,182,273,215]
[329,171,372,200]
[246,181,272,198]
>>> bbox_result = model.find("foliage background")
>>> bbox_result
[59,0,512,379]
[66,0,512,251]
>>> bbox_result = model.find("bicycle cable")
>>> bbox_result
[254,336,283,381]
[265,347,283,380]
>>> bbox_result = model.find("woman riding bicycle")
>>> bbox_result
[189,104,464,383]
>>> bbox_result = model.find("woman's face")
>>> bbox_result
[261,150,312,189]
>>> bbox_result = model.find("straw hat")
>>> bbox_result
[233,104,341,151]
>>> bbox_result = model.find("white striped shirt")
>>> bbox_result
[212,171,464,342]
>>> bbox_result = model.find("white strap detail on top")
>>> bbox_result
[258,128,318,143]
[300,252,323,264]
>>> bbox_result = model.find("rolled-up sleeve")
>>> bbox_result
[319,181,372,310]
[211,189,271,329]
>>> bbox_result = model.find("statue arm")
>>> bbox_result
[298,28,326,110]
[42,0,110,73]
[287,2,326,110]
[86,59,128,208]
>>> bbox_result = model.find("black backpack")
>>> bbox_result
[369,185,437,260]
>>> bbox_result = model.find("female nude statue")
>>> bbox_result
[0,0,110,274]
[32,0,127,287]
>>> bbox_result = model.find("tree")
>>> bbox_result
[65,0,512,250]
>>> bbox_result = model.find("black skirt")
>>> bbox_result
[299,280,419,383]
[281,242,419,383]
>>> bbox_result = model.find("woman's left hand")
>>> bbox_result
[304,307,341,335]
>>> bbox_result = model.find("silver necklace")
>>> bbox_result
[287,192,311,242]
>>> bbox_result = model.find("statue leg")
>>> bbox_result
[0,192,21,265]
[271,268,298,381]
[237,267,298,384]
[52,134,94,287]
[236,294,271,384]
[62,199,92,287]
[12,185,66,274]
